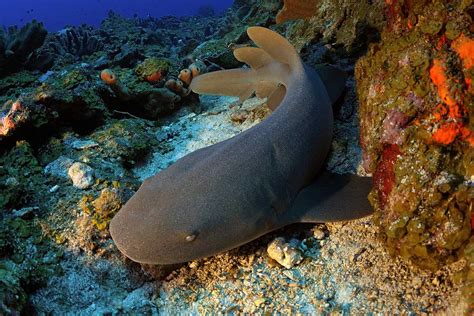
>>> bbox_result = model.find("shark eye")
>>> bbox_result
[185,233,197,242]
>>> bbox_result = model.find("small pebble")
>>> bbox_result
[68,162,95,189]
[12,206,40,218]
[44,156,75,179]
[5,176,19,186]
[49,185,60,193]
[254,298,266,307]
[267,237,304,269]
[188,261,199,269]
[71,139,99,150]
[313,228,326,240]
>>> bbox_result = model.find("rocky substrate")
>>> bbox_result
[1,0,472,313]
[29,96,464,314]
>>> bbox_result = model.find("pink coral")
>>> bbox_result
[381,109,409,145]
[0,101,26,137]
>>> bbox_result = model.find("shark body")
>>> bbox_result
[110,27,372,265]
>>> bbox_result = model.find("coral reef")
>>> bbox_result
[283,0,385,56]
[0,216,63,315]
[30,26,103,71]
[99,67,182,119]
[0,20,47,76]
[355,0,473,272]
[46,26,103,58]
[0,0,471,313]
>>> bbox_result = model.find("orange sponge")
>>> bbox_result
[100,69,117,85]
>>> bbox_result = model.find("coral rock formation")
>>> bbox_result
[0,20,47,76]
[355,0,473,272]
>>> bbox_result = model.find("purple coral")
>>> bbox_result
[380,109,410,145]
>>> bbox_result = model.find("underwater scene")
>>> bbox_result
[0,0,473,314]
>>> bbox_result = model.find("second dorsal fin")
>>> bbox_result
[233,47,273,70]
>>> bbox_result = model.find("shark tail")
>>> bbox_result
[190,27,302,107]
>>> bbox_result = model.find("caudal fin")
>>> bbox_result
[188,68,255,101]
[190,27,302,107]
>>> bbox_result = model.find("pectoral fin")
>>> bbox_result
[288,172,373,223]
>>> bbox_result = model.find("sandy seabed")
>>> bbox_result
[32,96,465,314]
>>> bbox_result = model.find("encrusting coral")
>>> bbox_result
[275,0,318,24]
[355,0,473,283]
[135,57,171,83]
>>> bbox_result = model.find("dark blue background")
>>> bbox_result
[0,0,233,31]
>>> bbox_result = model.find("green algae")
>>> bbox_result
[0,216,62,314]
[61,69,88,90]
[79,186,132,232]
[0,141,45,209]
[90,118,158,167]
[0,71,38,103]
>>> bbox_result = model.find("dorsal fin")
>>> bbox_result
[246,26,301,70]
[190,27,298,110]
[233,46,284,103]
[233,47,273,70]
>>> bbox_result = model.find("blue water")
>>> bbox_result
[0,0,233,31]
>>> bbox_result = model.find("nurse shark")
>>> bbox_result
[110,26,373,265]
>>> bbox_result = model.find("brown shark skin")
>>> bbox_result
[110,28,372,265]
